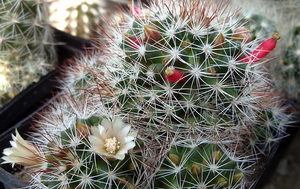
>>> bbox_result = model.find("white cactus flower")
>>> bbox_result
[88,116,137,160]
[1,129,44,167]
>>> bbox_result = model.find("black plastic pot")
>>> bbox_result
[0,28,92,189]
[0,28,92,133]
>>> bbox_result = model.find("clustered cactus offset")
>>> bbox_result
[0,0,56,107]
[49,0,128,39]
[1,0,294,188]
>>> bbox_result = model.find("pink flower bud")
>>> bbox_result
[165,67,185,82]
[128,2,142,17]
[130,37,144,49]
[238,33,280,63]
[131,7,142,17]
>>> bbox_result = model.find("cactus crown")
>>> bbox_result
[101,0,286,147]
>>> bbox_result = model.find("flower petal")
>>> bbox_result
[118,142,136,154]
[1,129,44,167]
[101,118,113,129]
[112,117,122,131]
[117,126,131,139]
[87,116,137,161]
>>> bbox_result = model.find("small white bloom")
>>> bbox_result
[88,116,137,160]
[1,129,44,167]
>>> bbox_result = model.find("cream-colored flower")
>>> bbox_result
[88,116,137,160]
[1,129,44,167]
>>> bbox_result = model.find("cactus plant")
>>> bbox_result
[232,0,300,105]
[0,0,57,107]
[154,143,245,188]
[272,0,300,105]
[48,0,127,39]
[274,24,300,103]
[1,0,293,188]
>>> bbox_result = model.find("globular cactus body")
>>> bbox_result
[155,143,243,189]
[106,0,287,150]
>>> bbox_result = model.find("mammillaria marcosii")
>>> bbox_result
[2,0,293,188]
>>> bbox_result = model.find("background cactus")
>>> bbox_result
[232,0,300,105]
[1,0,294,188]
[275,24,300,104]
[49,0,128,39]
[0,0,57,107]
